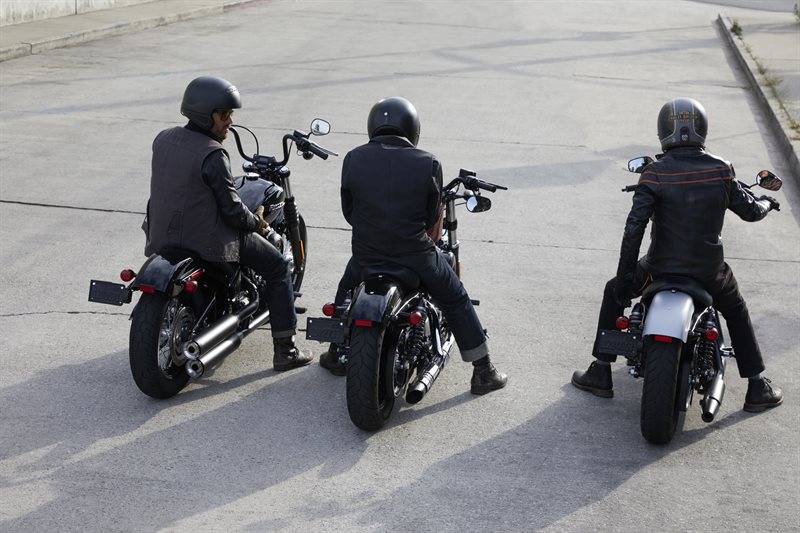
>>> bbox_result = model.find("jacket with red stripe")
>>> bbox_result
[616,146,770,282]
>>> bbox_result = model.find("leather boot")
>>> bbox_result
[273,336,313,371]
[571,361,613,398]
[743,377,783,412]
[470,356,508,395]
[319,343,346,376]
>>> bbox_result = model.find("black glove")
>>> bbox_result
[613,275,633,308]
[759,195,780,212]
[254,205,269,236]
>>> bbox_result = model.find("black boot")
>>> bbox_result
[743,377,783,412]
[319,343,346,376]
[571,361,613,398]
[273,336,313,371]
[470,356,508,395]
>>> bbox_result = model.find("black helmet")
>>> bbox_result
[367,96,421,146]
[180,76,241,130]
[657,97,708,151]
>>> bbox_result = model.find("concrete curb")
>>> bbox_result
[0,0,264,63]
[716,14,800,182]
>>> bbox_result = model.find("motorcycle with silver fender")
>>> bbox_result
[597,157,783,444]
[306,169,506,430]
[88,119,337,398]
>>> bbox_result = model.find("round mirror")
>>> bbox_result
[466,196,492,213]
[756,170,782,191]
[627,156,654,174]
[310,118,331,136]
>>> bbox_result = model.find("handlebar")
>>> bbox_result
[229,125,337,170]
[444,169,507,195]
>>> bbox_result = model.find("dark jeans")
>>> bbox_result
[335,252,488,361]
[239,231,297,338]
[592,260,765,378]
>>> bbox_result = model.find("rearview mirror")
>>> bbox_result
[627,156,654,174]
[466,195,492,213]
[310,118,330,136]
[755,170,782,191]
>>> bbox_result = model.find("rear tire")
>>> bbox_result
[640,339,682,444]
[346,326,397,430]
[129,293,192,399]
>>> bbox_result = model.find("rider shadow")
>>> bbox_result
[328,377,753,532]
[1,348,367,532]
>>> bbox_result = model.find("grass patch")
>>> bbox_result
[731,19,743,36]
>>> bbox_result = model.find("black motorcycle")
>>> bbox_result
[89,119,337,398]
[306,169,506,430]
[598,158,782,444]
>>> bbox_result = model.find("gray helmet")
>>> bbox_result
[657,97,708,151]
[367,96,421,146]
[180,76,241,130]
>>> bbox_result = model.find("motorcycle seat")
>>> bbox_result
[363,264,421,290]
[642,276,713,307]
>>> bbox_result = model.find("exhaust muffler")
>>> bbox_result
[700,371,725,423]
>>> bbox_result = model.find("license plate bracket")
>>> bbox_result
[596,329,637,358]
[305,317,345,344]
[88,280,131,306]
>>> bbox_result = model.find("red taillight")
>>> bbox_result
[120,269,136,282]
[408,311,423,325]
[704,328,719,341]
[354,319,373,327]
[615,316,630,330]
[187,269,204,281]
[140,285,156,294]
[322,303,336,317]
[184,280,198,293]
[653,335,673,343]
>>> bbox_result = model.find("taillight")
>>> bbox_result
[322,303,336,317]
[184,280,198,293]
[120,269,136,282]
[653,335,673,343]
[615,316,630,330]
[408,311,423,325]
[704,328,719,341]
[354,319,373,327]
[139,285,156,294]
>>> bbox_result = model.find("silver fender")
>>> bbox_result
[642,290,695,342]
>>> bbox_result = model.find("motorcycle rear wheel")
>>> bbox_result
[129,293,192,399]
[346,325,398,431]
[640,339,682,444]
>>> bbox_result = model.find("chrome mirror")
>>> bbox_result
[310,118,331,136]
[627,156,654,174]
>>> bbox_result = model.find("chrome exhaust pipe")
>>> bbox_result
[701,371,725,423]
[185,314,240,359]
[405,335,455,405]
[185,308,271,379]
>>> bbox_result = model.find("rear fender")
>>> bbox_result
[132,254,194,295]
[349,280,401,327]
[642,290,695,342]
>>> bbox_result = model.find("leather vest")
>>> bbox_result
[145,127,240,262]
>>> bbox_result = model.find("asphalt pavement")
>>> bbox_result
[0,1,798,532]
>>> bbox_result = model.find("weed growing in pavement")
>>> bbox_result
[730,19,742,36]
[794,4,800,24]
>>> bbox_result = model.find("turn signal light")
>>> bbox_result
[322,303,336,317]
[184,280,198,293]
[120,269,136,282]
[615,316,630,330]
[704,328,719,341]
[408,311,423,325]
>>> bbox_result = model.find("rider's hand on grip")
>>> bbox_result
[759,195,780,212]
[254,205,269,236]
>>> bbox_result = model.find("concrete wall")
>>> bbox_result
[1,0,156,27]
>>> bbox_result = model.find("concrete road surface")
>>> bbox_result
[1,1,798,531]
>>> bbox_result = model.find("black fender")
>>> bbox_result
[132,254,195,295]
[349,278,403,327]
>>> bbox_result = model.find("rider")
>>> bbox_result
[144,75,312,371]
[318,96,507,396]
[571,97,783,412]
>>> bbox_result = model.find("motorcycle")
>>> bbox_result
[597,157,783,444]
[88,119,337,398]
[305,169,506,430]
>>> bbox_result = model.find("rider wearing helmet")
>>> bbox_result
[319,96,507,396]
[571,97,782,412]
[145,76,312,371]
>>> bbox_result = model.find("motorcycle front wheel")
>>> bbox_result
[346,325,400,431]
[129,293,193,399]
[640,339,682,444]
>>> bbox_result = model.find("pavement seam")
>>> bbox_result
[716,14,800,183]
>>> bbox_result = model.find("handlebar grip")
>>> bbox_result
[622,184,637,193]
[464,176,497,192]
[307,142,329,160]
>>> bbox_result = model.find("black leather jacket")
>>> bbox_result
[617,146,771,282]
